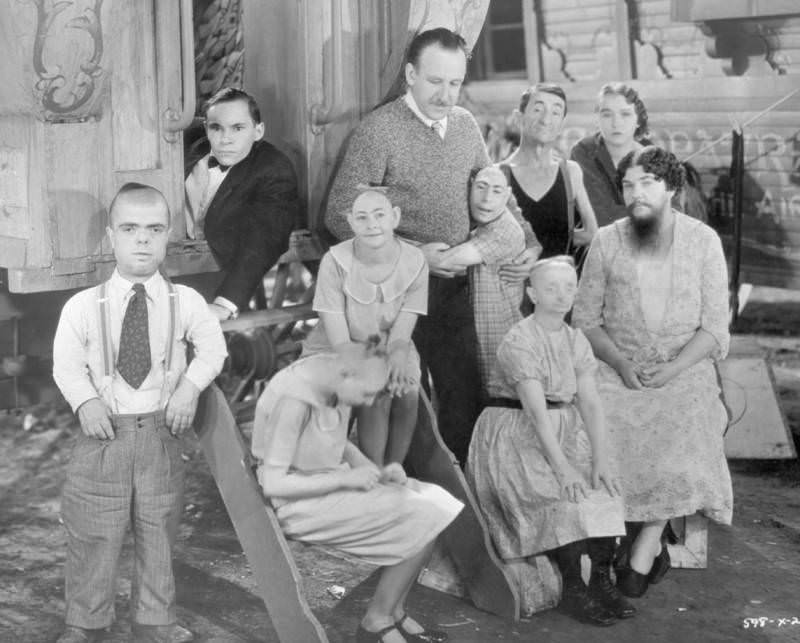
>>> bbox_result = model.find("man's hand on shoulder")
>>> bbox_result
[166,377,201,436]
[420,242,460,278]
[499,247,539,285]
[77,398,114,440]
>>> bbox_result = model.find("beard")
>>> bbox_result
[627,202,663,246]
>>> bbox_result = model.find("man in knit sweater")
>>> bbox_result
[326,28,538,463]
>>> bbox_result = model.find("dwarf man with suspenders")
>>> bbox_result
[53,183,227,643]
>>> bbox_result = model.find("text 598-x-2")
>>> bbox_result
[743,617,800,628]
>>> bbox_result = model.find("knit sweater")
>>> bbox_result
[325,97,490,247]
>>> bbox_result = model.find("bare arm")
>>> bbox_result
[516,378,587,502]
[568,161,599,246]
[582,326,643,390]
[575,371,620,496]
[638,328,719,388]
[257,398,381,500]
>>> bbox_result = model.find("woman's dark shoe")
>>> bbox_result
[588,568,636,619]
[615,564,650,598]
[648,543,671,585]
[395,613,448,642]
[559,584,617,626]
[355,623,402,643]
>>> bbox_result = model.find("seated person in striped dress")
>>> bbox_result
[251,341,463,643]
[432,166,539,395]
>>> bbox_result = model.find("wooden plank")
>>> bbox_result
[194,384,329,643]
[720,356,797,459]
[404,393,520,620]
[110,0,159,171]
[668,514,708,569]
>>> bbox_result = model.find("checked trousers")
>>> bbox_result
[61,412,184,629]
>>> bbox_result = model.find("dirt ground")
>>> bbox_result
[2,286,800,643]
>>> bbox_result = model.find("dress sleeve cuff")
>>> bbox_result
[213,296,239,318]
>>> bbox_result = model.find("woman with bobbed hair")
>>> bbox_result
[570,82,649,227]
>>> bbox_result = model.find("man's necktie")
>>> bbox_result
[207,156,230,172]
[117,283,151,389]
[431,120,444,139]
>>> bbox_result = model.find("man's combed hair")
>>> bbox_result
[202,86,261,124]
[405,28,469,66]
[617,146,685,193]
[597,82,649,140]
[518,82,568,117]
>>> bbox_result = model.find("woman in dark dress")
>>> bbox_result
[498,84,598,268]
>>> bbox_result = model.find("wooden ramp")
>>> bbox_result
[404,394,520,620]
[194,384,329,643]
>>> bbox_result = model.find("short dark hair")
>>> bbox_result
[617,146,685,192]
[405,28,469,67]
[108,182,170,226]
[518,82,568,117]
[202,87,261,124]
[597,82,649,140]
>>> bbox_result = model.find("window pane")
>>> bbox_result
[489,0,523,25]
[491,27,526,73]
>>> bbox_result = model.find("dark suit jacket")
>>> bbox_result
[186,139,301,310]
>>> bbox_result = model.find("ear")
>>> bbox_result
[405,62,416,87]
[106,225,115,250]
[391,205,401,229]
[526,286,536,304]
[254,121,265,140]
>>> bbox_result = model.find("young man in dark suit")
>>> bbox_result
[185,87,300,320]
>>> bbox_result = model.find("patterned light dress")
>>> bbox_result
[303,238,427,386]
[251,355,463,566]
[467,316,626,559]
[572,213,733,524]
[469,209,526,392]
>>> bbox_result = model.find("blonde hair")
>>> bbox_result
[528,255,576,280]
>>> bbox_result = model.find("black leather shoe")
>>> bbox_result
[588,570,636,619]
[616,564,650,598]
[648,544,671,585]
[355,623,402,642]
[395,613,448,642]
[559,585,617,626]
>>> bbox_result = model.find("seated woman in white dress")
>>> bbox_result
[251,340,463,643]
[467,256,629,627]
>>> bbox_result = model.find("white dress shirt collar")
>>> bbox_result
[109,269,165,301]
[404,91,447,137]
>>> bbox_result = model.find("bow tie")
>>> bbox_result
[208,156,230,172]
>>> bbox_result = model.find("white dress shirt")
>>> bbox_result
[53,270,228,414]
[404,91,447,138]
[184,154,229,241]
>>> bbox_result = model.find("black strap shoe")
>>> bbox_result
[395,613,448,642]
[615,563,650,598]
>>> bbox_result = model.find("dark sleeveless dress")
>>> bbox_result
[507,167,570,259]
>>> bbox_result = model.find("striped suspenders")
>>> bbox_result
[96,279,181,409]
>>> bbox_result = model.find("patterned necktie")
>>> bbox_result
[117,283,151,389]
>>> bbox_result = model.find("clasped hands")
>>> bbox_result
[615,358,680,390]
[343,462,408,491]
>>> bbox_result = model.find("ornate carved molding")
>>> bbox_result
[28,0,106,120]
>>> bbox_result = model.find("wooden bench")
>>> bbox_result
[193,383,518,643]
